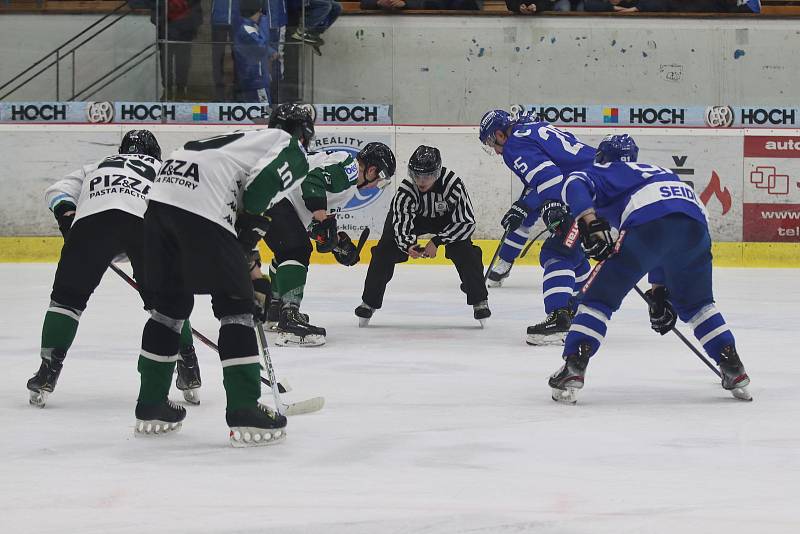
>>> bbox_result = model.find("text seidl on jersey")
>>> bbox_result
[658,184,697,201]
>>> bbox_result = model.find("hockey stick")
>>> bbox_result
[254,317,325,416]
[633,285,722,378]
[484,227,511,283]
[333,226,370,264]
[519,221,563,259]
[108,263,293,393]
[485,188,533,282]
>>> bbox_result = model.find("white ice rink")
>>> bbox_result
[1,263,798,533]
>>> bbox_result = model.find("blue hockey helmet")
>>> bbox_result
[478,109,513,146]
[595,134,639,164]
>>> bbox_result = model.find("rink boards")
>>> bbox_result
[1,124,798,266]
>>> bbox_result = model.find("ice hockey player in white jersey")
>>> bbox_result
[27,131,201,408]
[261,134,396,347]
[134,109,311,447]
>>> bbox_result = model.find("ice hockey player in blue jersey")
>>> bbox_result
[479,109,593,345]
[548,134,751,404]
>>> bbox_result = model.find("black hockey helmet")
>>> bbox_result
[120,129,161,160]
[408,145,441,184]
[268,103,315,150]
[356,142,396,189]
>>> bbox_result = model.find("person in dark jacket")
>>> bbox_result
[505,0,552,14]
[148,0,203,100]
[234,0,276,103]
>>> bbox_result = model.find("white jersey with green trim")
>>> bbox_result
[289,150,359,228]
[45,153,161,223]
[148,129,308,234]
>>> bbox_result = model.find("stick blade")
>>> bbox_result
[284,396,325,416]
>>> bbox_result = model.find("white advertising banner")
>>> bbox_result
[0,124,772,243]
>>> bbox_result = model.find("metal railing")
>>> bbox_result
[0,1,136,100]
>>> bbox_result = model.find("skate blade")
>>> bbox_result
[478,318,487,328]
[358,317,370,328]
[487,279,503,288]
[551,387,579,404]
[28,390,48,408]
[182,388,200,405]
[134,419,183,436]
[284,396,325,416]
[526,333,567,346]
[275,333,325,347]
[229,426,286,447]
[266,321,279,331]
[730,386,753,402]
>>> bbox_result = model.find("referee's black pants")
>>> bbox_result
[361,212,487,309]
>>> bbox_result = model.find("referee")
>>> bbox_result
[355,145,491,326]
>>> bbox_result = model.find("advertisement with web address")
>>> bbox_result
[743,136,800,242]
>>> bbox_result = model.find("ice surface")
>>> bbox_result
[1,264,798,533]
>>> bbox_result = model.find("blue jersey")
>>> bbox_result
[564,161,708,231]
[502,119,595,213]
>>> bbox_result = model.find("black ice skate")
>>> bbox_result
[355,302,375,327]
[227,403,288,447]
[27,349,66,408]
[526,308,573,346]
[548,343,592,404]
[275,305,326,347]
[718,345,752,401]
[473,301,491,328]
[134,399,186,436]
[176,346,202,405]
[487,259,513,288]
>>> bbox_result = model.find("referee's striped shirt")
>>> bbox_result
[390,166,476,252]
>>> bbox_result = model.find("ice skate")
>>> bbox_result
[473,300,491,328]
[355,302,375,327]
[26,349,66,408]
[526,308,573,346]
[548,343,592,404]
[718,345,752,401]
[134,399,186,436]
[227,403,287,447]
[487,259,513,288]
[275,305,326,347]
[176,346,202,405]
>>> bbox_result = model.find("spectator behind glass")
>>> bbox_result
[361,0,482,9]
[233,0,276,104]
[584,0,760,11]
[147,0,203,101]
[210,0,241,102]
[289,0,341,55]
[263,0,288,105]
[505,0,552,14]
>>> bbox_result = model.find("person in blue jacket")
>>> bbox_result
[479,109,594,345]
[233,0,277,103]
[210,0,240,101]
[547,134,751,404]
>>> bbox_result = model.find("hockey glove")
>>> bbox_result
[332,232,359,266]
[235,212,271,252]
[540,200,570,235]
[53,201,77,238]
[310,216,337,253]
[645,286,677,335]
[501,201,529,232]
[578,217,614,261]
